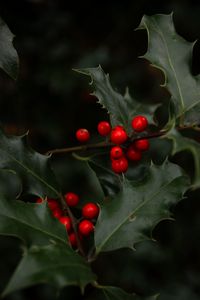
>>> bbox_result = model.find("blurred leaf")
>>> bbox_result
[3,243,96,297]
[95,161,189,253]
[0,17,19,79]
[138,13,200,125]
[75,66,158,134]
[86,285,158,300]
[167,129,200,188]
[0,129,60,198]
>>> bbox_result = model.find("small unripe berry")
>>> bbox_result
[82,203,99,219]
[131,115,148,132]
[78,219,94,236]
[110,126,128,144]
[111,156,128,173]
[110,146,124,159]
[76,128,90,142]
[126,146,142,161]
[47,199,59,211]
[65,192,79,207]
[134,139,150,151]
[59,216,72,232]
[97,121,111,136]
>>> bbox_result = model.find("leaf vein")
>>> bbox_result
[97,174,179,252]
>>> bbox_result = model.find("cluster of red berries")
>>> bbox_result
[76,115,150,173]
[36,192,99,248]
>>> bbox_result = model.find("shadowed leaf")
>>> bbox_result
[3,243,96,297]
[95,161,189,253]
[138,13,200,125]
[0,17,19,79]
[75,66,158,134]
[0,129,60,198]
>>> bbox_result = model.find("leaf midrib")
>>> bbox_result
[144,17,185,111]
[96,174,180,252]
[148,18,200,119]
[5,148,59,196]
[1,208,66,244]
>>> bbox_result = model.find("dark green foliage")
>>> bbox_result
[0,7,200,300]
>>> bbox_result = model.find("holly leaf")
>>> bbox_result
[88,153,150,197]
[167,129,200,189]
[75,66,158,134]
[3,244,96,296]
[2,243,96,297]
[0,170,21,200]
[86,286,159,300]
[138,13,200,125]
[0,17,19,79]
[94,161,189,253]
[88,153,122,197]
[0,129,60,198]
[0,196,67,246]
[0,195,96,296]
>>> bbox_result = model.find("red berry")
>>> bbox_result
[65,192,79,207]
[78,220,94,236]
[97,121,111,136]
[134,139,150,151]
[76,128,90,142]
[126,146,142,161]
[82,203,99,219]
[110,126,128,144]
[131,115,148,132]
[110,146,124,159]
[111,156,128,173]
[59,216,72,232]
[69,232,77,247]
[47,199,59,211]
[36,198,43,203]
[52,207,63,219]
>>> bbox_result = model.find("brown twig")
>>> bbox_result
[45,131,169,156]
[46,124,200,258]
[58,193,86,257]
[45,124,200,157]
[45,141,113,156]
[131,130,167,142]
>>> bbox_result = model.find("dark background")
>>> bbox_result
[0,0,200,299]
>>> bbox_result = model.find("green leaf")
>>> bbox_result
[88,153,150,197]
[0,194,96,296]
[0,17,19,79]
[86,285,158,300]
[138,13,200,125]
[95,161,189,253]
[75,66,158,134]
[88,153,122,197]
[0,196,67,246]
[0,129,60,198]
[0,170,21,199]
[167,129,200,189]
[3,243,96,297]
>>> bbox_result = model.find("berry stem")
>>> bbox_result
[58,193,86,257]
[45,141,113,155]
[45,125,199,156]
[131,129,168,142]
